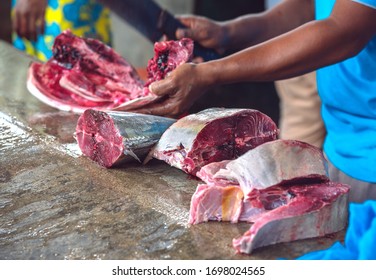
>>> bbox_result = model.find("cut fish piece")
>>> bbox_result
[189,184,245,224]
[214,139,329,196]
[27,31,195,113]
[145,38,194,89]
[150,108,278,175]
[76,109,175,167]
[188,139,349,254]
[233,182,350,254]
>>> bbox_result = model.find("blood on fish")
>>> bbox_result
[28,32,194,113]
[151,108,278,176]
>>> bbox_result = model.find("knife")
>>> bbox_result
[99,0,221,61]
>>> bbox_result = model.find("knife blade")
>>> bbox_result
[100,0,221,61]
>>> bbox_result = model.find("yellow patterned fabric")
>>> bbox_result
[12,0,112,61]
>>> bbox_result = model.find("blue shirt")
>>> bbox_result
[315,0,376,182]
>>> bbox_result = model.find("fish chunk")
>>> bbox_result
[76,109,175,167]
[150,108,278,175]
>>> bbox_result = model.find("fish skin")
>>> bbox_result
[214,139,329,196]
[188,139,349,254]
[76,109,175,167]
[233,183,350,254]
[150,108,278,175]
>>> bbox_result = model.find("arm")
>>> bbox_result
[135,0,376,117]
[176,0,314,53]
[13,0,47,41]
[205,0,376,83]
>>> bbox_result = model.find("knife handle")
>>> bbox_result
[158,10,221,62]
[192,43,221,61]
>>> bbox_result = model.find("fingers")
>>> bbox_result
[13,2,46,42]
[29,14,37,42]
[36,16,45,38]
[192,57,204,63]
[14,11,40,41]
[40,19,45,35]
[176,28,196,40]
[133,100,179,118]
[18,12,29,40]
[27,13,45,41]
[113,96,162,112]
[149,79,175,97]
[175,15,195,28]
[175,15,199,40]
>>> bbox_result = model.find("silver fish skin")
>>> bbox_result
[214,139,329,197]
[232,182,350,254]
[76,109,176,167]
[149,108,278,175]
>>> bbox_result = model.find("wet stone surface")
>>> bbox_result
[0,41,345,260]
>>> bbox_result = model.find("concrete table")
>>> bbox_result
[0,41,344,260]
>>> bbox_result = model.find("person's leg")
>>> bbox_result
[276,72,326,148]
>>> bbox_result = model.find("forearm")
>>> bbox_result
[222,0,314,52]
[201,16,374,85]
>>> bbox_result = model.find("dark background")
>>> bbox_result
[0,0,12,43]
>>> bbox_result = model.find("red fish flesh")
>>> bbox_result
[145,38,194,89]
[233,182,349,254]
[188,139,349,254]
[149,108,279,175]
[27,31,194,113]
[208,139,329,196]
[27,30,146,113]
[76,109,175,167]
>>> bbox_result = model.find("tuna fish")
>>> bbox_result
[189,139,350,254]
[232,182,349,254]
[27,31,194,113]
[76,109,175,167]
[27,30,147,113]
[210,139,329,196]
[149,108,279,175]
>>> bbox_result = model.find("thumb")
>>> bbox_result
[176,28,196,40]
[149,79,172,97]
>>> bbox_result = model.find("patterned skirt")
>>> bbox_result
[12,0,112,61]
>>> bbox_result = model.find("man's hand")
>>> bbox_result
[132,63,210,118]
[175,15,228,55]
[13,0,48,41]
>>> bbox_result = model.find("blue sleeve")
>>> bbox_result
[352,0,376,8]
